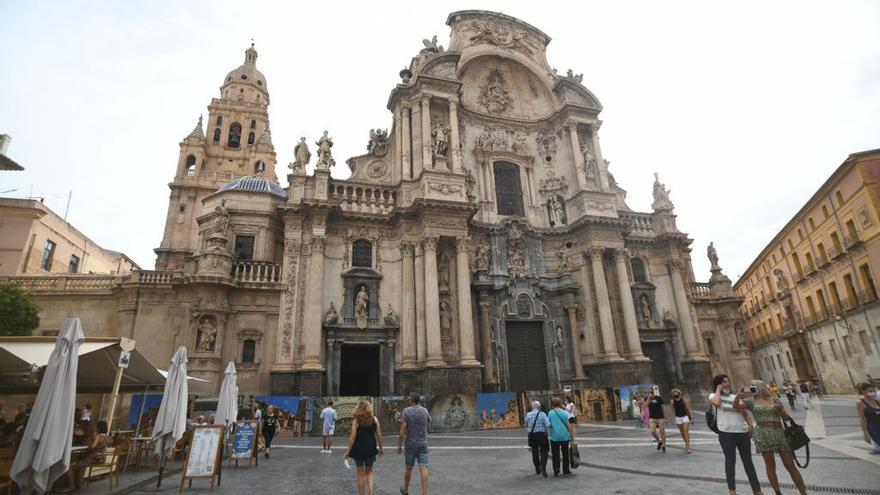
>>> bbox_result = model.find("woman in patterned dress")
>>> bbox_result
[736,380,807,495]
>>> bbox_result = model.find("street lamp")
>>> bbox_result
[832,315,857,390]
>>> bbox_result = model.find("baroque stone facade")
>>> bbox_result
[3,11,749,401]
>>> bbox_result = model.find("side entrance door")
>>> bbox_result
[505,321,549,391]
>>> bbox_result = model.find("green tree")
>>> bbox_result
[0,283,40,336]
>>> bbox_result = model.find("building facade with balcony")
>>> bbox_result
[3,11,749,400]
[735,148,880,393]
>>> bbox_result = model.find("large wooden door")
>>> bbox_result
[506,321,549,391]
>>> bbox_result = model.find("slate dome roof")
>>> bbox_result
[218,175,287,198]
[223,44,268,94]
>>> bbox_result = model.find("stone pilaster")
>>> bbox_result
[301,238,325,370]
[414,243,427,363]
[455,238,478,365]
[412,102,423,177]
[422,236,444,367]
[400,106,411,179]
[615,248,646,359]
[568,123,588,190]
[578,259,598,361]
[589,122,609,191]
[399,243,417,368]
[449,101,462,172]
[478,292,496,388]
[669,259,703,358]
[420,96,432,170]
[589,247,621,359]
[565,304,584,378]
[274,237,300,371]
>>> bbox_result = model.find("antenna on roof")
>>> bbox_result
[63,190,72,221]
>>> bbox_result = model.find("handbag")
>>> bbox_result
[527,412,543,448]
[705,405,720,434]
[569,443,580,469]
[783,417,810,468]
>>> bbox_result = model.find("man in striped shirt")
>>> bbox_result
[525,400,551,477]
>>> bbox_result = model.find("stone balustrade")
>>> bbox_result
[3,275,118,292]
[620,212,653,234]
[689,282,713,300]
[330,180,396,215]
[129,270,178,284]
[231,261,281,284]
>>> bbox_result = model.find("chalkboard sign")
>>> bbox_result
[232,421,259,462]
[180,425,224,492]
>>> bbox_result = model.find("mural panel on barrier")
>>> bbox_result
[377,396,424,434]
[311,396,369,436]
[476,392,520,429]
[576,388,619,423]
[619,384,657,419]
[426,394,478,432]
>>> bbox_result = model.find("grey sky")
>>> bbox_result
[2,1,878,280]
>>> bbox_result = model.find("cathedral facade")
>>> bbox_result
[7,11,752,400]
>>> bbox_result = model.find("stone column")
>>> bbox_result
[400,107,411,179]
[414,243,427,363]
[301,238,325,370]
[399,243,417,368]
[589,122,610,191]
[411,103,423,177]
[478,292,496,387]
[455,238,478,365]
[568,123,588,190]
[669,260,700,357]
[420,96,432,170]
[422,236,445,366]
[615,248,645,359]
[565,304,584,378]
[578,260,597,360]
[589,247,620,359]
[449,101,462,172]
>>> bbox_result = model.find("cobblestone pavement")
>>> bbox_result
[121,396,879,495]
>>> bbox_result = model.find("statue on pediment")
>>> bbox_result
[431,121,449,157]
[421,35,444,54]
[315,130,335,169]
[368,129,389,157]
[292,137,310,172]
[651,173,674,210]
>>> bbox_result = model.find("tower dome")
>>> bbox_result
[221,43,269,102]
[217,174,287,198]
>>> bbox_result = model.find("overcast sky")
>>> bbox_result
[2,1,879,281]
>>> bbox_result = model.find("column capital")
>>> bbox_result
[422,235,439,251]
[585,246,605,260]
[421,95,431,107]
[311,237,325,253]
[668,258,685,273]
[399,242,415,257]
[613,247,630,260]
[449,100,458,111]
[455,237,469,253]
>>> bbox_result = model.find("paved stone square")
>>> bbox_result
[111,397,879,495]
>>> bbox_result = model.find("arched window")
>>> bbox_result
[212,128,221,144]
[215,116,222,126]
[493,161,524,216]
[352,239,372,268]
[250,119,256,129]
[247,131,255,145]
[242,339,256,363]
[835,190,844,206]
[185,155,197,175]
[227,122,242,148]
[631,258,647,282]
[254,161,265,174]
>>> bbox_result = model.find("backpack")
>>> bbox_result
[705,405,720,434]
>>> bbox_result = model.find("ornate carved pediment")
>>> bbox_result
[468,19,537,55]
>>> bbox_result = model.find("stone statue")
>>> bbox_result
[774,269,789,291]
[651,173,674,210]
[479,70,510,114]
[431,121,449,157]
[323,302,338,326]
[548,195,566,226]
[196,316,217,352]
[583,146,597,177]
[707,242,719,269]
[292,137,310,171]
[473,244,490,272]
[439,300,453,333]
[384,304,399,328]
[565,69,584,83]
[368,128,388,157]
[639,294,652,322]
[555,244,569,271]
[355,286,369,319]
[438,254,450,292]
[555,325,564,346]
[735,324,746,347]
[214,199,230,236]
[421,35,444,54]
[315,130,335,169]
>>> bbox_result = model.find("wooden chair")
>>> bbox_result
[112,437,133,474]
[83,447,119,491]
[171,432,192,468]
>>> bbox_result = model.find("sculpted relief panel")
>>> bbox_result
[460,58,555,119]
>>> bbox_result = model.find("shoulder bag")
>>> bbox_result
[783,417,810,468]
[705,405,719,434]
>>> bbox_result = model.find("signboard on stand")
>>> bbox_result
[231,420,259,467]
[180,425,224,492]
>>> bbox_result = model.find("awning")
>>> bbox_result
[0,337,168,394]
[157,369,212,383]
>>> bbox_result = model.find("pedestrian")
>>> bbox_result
[564,396,578,440]
[547,397,573,476]
[799,382,812,409]
[254,402,265,451]
[81,404,93,422]
[345,401,384,495]
[525,400,550,477]
[769,382,780,399]
[644,389,667,453]
[784,383,797,410]
[856,382,880,454]
[710,374,763,495]
[736,380,807,495]
[398,394,431,495]
[632,396,644,428]
[320,400,337,454]
[670,388,693,454]
[262,405,278,458]
[641,394,651,430]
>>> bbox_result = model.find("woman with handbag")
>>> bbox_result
[525,400,550,477]
[547,397,573,476]
[856,382,880,454]
[737,380,807,495]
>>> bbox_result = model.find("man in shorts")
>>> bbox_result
[320,400,337,453]
[644,389,667,453]
[398,394,431,495]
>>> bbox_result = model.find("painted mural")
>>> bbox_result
[378,396,419,434]
[619,384,656,419]
[426,394,478,432]
[576,388,619,423]
[476,392,520,429]
[310,396,369,436]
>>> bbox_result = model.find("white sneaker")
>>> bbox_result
[327,449,332,454]
[320,449,327,453]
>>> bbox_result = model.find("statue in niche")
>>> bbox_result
[707,242,720,270]
[384,304,399,328]
[583,145,597,178]
[774,269,789,291]
[355,286,369,329]
[292,137,310,172]
[639,294,653,323]
[367,129,388,157]
[555,244,569,271]
[555,325,564,346]
[431,121,449,158]
[473,244,490,272]
[439,300,453,335]
[438,254,451,292]
[196,315,217,353]
[323,302,339,326]
[652,173,674,210]
[315,130,335,169]
[735,323,746,347]
[465,169,477,203]
[548,195,566,226]
[507,243,527,280]
[214,199,230,236]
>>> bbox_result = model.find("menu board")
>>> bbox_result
[232,421,258,460]
[184,426,223,478]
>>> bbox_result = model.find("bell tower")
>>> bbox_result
[155,44,279,270]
